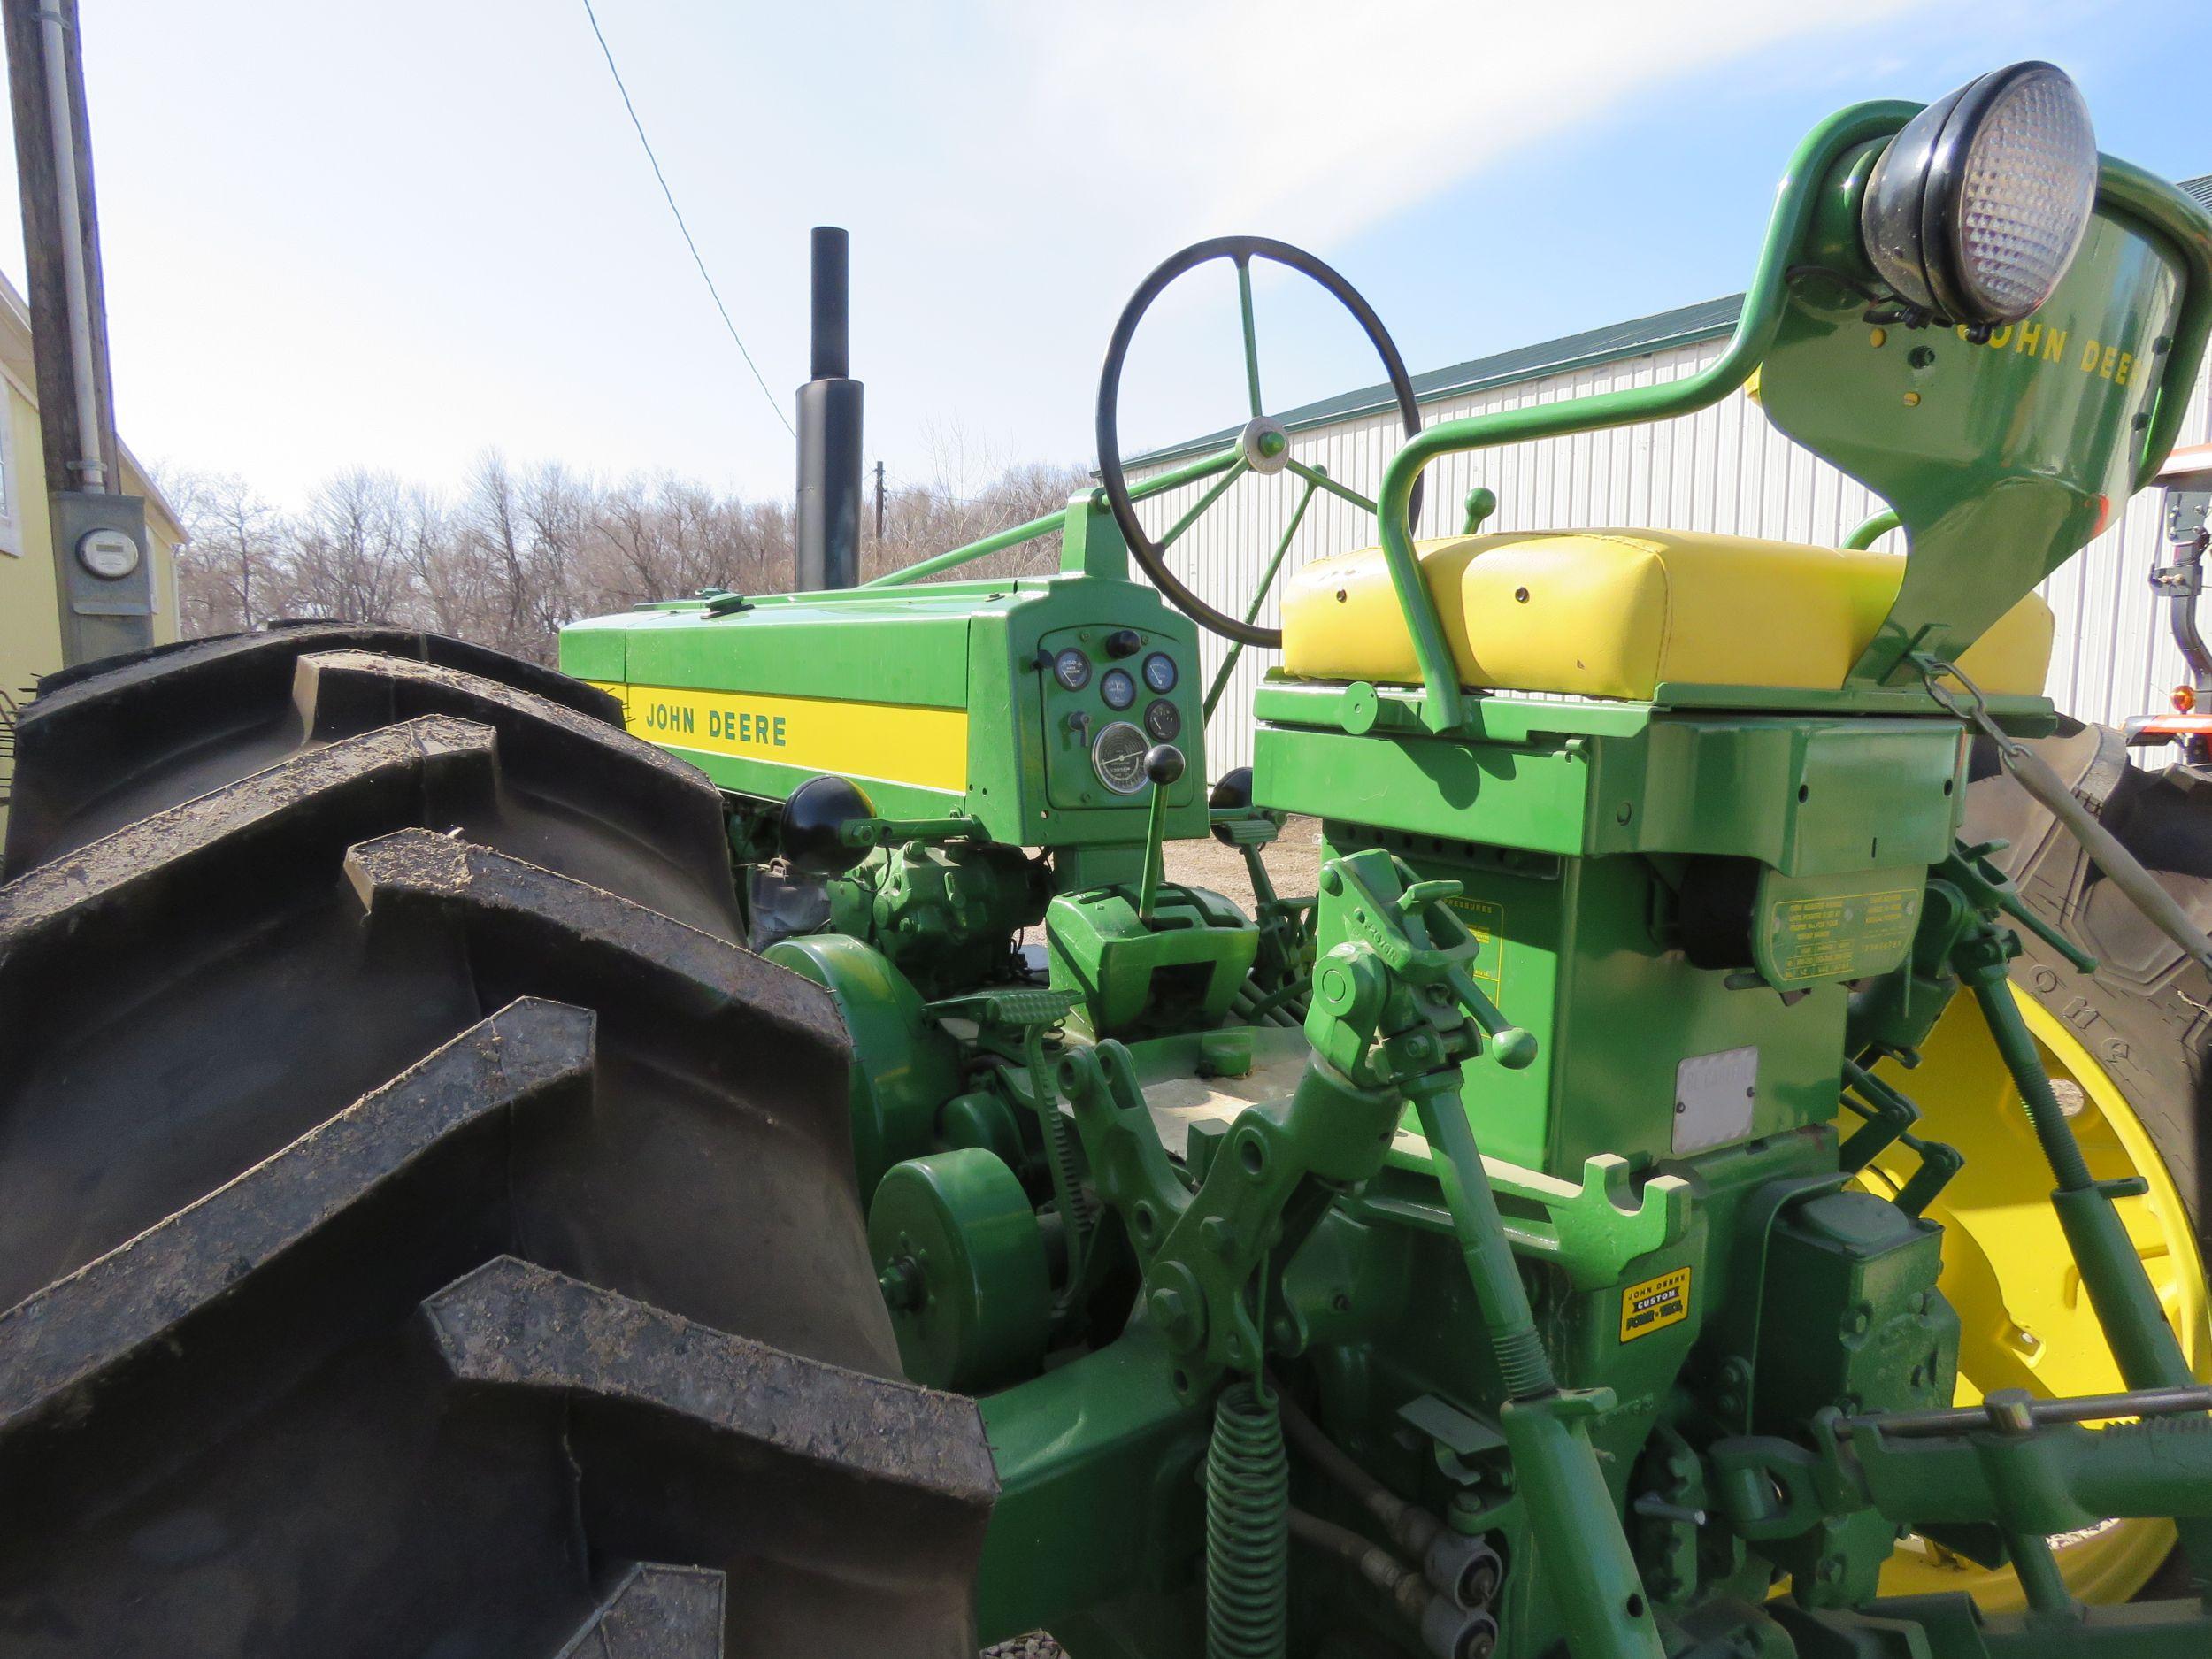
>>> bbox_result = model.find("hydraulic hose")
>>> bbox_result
[1229,985,1302,1029]
[1274,1384,1502,1610]
[1287,1509,1501,1659]
[1288,1509,1429,1626]
[1277,1384,1408,1524]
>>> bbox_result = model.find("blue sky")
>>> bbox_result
[7,0,2208,510]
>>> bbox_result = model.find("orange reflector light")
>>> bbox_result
[2176,685,2198,713]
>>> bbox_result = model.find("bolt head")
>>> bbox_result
[1148,1285,1189,1334]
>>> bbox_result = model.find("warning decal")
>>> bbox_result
[1620,1267,1691,1343]
[1443,895,1505,1005]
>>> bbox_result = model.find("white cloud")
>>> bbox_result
[987,0,1927,250]
[16,0,2059,507]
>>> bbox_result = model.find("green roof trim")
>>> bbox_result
[1132,171,2212,471]
[1131,295,1744,467]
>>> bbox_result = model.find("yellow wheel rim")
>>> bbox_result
[1865,986,2209,1609]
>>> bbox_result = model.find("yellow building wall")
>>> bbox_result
[0,370,184,845]
[0,380,62,703]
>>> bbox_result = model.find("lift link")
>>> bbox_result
[1837,1059,1962,1217]
[1064,851,1662,1657]
[1313,852,1662,1659]
[1408,1067,1663,1659]
[1710,1388,2212,1561]
[1920,651,2212,976]
[1950,909,2212,1601]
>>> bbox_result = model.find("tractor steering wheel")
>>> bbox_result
[1095,236,1424,649]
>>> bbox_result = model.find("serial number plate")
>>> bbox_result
[1763,885,1920,987]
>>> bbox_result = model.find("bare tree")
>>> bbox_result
[463,451,533,655]
[865,434,1088,583]
[288,471,413,623]
[396,487,472,638]
[516,463,591,647]
[165,468,286,635]
[160,447,1087,663]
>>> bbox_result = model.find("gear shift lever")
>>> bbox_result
[1133,743,1185,923]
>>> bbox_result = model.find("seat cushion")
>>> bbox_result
[1280,527,2053,701]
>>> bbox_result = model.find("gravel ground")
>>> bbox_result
[1162,813,1324,913]
[981,1638,1064,1658]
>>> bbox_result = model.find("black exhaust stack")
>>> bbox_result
[795,226,864,590]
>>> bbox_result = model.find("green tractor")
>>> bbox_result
[4,58,2212,1659]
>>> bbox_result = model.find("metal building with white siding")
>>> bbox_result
[1130,177,2212,780]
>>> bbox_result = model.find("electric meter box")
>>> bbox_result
[52,490,152,661]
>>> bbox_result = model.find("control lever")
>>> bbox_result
[1133,743,1185,923]
[1940,840,2098,974]
[779,773,987,877]
[1328,856,1538,1071]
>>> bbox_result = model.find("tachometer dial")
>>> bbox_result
[1092,721,1149,794]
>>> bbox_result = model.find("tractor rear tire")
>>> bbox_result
[1960,719,2212,1602]
[0,626,995,1656]
[1968,720,2212,1251]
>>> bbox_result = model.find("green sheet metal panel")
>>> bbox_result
[1252,712,1962,872]
[559,571,1210,847]
[1259,709,1961,1176]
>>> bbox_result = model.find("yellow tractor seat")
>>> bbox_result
[1280,527,2053,703]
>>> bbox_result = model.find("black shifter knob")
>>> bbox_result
[1144,744,1186,787]
[779,774,877,878]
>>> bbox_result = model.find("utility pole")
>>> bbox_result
[4,0,150,667]
[873,459,885,540]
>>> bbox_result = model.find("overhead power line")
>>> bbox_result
[580,0,795,436]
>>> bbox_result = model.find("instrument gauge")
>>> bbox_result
[1144,698,1181,742]
[1101,669,1137,710]
[1092,721,1149,795]
[1053,648,1092,691]
[1142,652,1178,694]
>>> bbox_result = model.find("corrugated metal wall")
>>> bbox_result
[1132,338,2212,780]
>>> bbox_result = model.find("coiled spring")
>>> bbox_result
[1207,1379,1289,1659]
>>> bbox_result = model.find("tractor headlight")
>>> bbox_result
[1860,60,2098,326]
